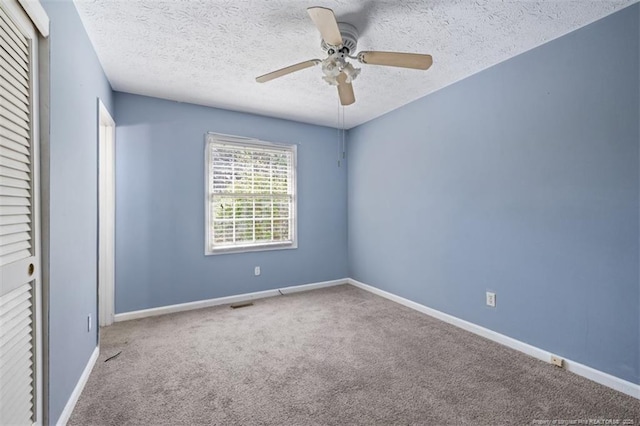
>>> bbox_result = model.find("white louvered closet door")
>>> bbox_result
[0,1,41,425]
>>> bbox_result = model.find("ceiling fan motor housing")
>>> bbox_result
[321,22,358,54]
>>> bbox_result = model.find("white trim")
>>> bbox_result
[31,10,43,421]
[16,0,49,37]
[114,278,348,322]
[277,279,345,294]
[55,346,99,426]
[98,100,115,327]
[348,278,640,400]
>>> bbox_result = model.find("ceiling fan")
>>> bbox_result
[256,7,433,106]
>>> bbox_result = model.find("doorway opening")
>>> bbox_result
[98,100,115,327]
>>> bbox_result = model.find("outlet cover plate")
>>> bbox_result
[486,292,496,307]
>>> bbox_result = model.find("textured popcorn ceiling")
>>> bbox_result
[74,0,635,129]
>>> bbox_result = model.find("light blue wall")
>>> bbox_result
[41,0,114,422]
[114,93,348,313]
[348,4,639,385]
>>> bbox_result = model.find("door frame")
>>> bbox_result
[98,99,115,327]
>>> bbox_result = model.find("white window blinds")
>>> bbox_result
[205,134,297,254]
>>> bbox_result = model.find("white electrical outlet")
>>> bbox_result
[486,292,496,307]
[254,266,260,276]
[87,314,92,332]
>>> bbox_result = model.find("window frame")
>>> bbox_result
[204,133,298,255]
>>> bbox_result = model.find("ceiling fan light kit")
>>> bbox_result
[256,6,433,106]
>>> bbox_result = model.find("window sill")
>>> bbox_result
[205,241,297,256]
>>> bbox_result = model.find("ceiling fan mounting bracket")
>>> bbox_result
[321,22,358,54]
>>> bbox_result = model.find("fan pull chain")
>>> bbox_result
[342,105,346,159]
[337,97,342,167]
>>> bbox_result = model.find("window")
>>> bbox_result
[205,133,297,254]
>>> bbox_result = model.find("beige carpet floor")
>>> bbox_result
[69,285,639,425]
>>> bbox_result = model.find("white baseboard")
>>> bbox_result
[348,278,640,400]
[114,278,348,322]
[56,346,100,426]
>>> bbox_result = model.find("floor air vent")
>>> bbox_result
[230,302,254,309]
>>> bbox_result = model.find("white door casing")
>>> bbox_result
[0,0,43,424]
[98,100,115,327]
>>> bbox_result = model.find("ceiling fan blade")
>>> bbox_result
[337,72,355,106]
[358,51,433,70]
[256,59,321,83]
[307,7,343,46]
